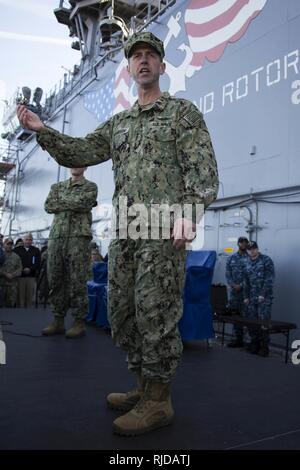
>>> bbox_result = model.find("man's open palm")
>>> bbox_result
[17,105,44,132]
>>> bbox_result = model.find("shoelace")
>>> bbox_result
[134,395,154,414]
[125,388,139,398]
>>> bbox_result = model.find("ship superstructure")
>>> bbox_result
[1,0,300,340]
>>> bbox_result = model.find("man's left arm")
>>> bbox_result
[176,102,219,224]
[172,102,218,247]
[262,257,275,297]
[44,183,61,214]
[11,255,23,279]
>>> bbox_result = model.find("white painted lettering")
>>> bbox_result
[284,50,299,79]
[291,340,300,365]
[0,340,6,365]
[267,59,281,86]
[222,82,234,106]
[291,80,300,104]
[204,92,214,113]
[236,75,248,99]
[250,66,264,92]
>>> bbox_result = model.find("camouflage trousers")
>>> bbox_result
[229,290,247,341]
[108,238,186,383]
[47,237,91,319]
[0,283,18,308]
[247,297,272,345]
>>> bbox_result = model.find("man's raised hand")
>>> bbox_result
[16,105,45,132]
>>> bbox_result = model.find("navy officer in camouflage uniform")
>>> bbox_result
[17,32,219,435]
[42,167,98,339]
[244,241,275,357]
[0,238,22,307]
[225,236,249,347]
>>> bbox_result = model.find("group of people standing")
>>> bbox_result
[226,236,275,357]
[0,233,41,308]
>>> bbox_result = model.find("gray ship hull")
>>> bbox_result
[1,0,300,343]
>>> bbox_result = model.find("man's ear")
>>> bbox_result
[160,62,166,75]
[127,63,131,75]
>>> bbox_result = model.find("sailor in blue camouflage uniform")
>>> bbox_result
[244,241,275,356]
[225,236,249,347]
[17,31,218,436]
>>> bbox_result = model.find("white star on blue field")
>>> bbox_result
[84,77,115,123]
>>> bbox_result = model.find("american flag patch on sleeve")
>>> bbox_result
[181,109,202,128]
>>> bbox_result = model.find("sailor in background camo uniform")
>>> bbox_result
[225,236,249,347]
[0,238,22,307]
[42,167,98,339]
[17,32,219,435]
[244,241,275,357]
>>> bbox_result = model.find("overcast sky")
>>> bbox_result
[0,0,80,144]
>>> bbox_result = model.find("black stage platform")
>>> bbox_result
[0,308,300,450]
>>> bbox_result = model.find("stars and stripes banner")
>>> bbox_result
[83,77,115,123]
[83,58,132,123]
[113,57,131,114]
[185,0,268,70]
[83,0,268,122]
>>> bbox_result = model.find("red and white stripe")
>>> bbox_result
[185,0,268,73]
[113,57,131,114]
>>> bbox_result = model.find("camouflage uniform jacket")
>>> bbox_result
[37,93,218,225]
[0,252,22,286]
[226,252,249,287]
[244,254,275,299]
[44,177,98,239]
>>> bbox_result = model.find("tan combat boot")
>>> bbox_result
[107,374,146,411]
[65,319,86,339]
[112,381,174,436]
[42,317,65,336]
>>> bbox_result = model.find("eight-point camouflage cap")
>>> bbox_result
[124,32,165,59]
[238,236,249,243]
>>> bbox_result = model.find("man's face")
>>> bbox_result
[23,236,33,248]
[238,240,249,251]
[91,250,100,262]
[248,247,259,259]
[70,167,86,177]
[4,239,13,252]
[127,43,166,87]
